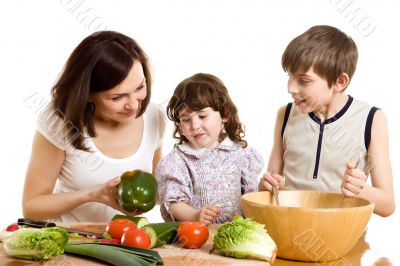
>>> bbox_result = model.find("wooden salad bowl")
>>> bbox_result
[241,191,374,262]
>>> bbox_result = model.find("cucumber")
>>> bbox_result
[111,215,149,228]
[143,226,158,248]
[143,222,180,248]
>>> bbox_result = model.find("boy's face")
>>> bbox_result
[287,67,334,114]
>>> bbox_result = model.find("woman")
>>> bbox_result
[22,31,165,222]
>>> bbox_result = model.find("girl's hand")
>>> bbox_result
[341,161,367,198]
[258,171,285,191]
[89,176,143,216]
[197,205,221,225]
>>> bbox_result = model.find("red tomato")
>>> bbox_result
[177,221,209,249]
[106,219,136,240]
[100,238,121,244]
[110,238,121,244]
[5,223,20,232]
[121,228,151,249]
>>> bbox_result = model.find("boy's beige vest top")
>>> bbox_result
[282,96,378,193]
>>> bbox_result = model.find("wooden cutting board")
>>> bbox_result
[0,223,270,266]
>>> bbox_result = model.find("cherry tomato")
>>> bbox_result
[177,221,209,249]
[100,238,121,244]
[5,223,20,232]
[121,228,151,249]
[106,219,136,240]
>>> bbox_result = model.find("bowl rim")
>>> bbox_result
[241,190,375,211]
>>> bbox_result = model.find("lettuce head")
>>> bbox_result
[210,215,277,263]
[3,227,68,260]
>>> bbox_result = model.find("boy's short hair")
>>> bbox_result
[282,25,358,88]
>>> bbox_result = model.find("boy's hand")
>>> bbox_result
[341,161,367,198]
[197,205,221,225]
[258,172,285,191]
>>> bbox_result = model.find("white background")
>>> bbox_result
[0,0,398,232]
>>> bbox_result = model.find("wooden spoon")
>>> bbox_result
[339,151,363,208]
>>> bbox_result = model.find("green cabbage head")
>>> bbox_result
[3,227,68,260]
[210,215,277,262]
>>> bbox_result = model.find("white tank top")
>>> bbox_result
[282,96,378,192]
[37,102,166,222]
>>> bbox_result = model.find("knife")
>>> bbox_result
[17,218,105,239]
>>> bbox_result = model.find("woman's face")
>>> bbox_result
[90,60,147,124]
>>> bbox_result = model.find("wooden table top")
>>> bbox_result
[1,215,397,265]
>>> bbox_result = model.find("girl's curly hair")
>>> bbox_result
[167,73,247,147]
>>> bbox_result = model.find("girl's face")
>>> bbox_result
[287,67,334,114]
[178,107,225,149]
[90,60,147,124]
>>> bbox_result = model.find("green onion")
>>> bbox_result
[64,241,163,266]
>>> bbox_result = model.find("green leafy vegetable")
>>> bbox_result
[3,227,68,260]
[65,241,163,266]
[68,233,81,238]
[210,215,277,263]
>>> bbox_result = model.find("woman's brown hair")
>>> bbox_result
[51,31,152,150]
[282,25,358,88]
[167,73,247,147]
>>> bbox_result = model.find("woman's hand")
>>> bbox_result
[197,205,221,225]
[341,161,367,198]
[89,176,143,216]
[258,171,285,191]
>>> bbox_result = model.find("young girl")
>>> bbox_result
[156,73,264,224]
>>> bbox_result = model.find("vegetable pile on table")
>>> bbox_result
[60,214,182,265]
[210,215,277,263]
[106,214,181,249]
[1,164,214,265]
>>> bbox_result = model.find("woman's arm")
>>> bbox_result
[23,131,87,219]
[22,131,124,220]
[342,110,395,217]
[267,105,285,176]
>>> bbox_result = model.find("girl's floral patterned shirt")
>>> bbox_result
[156,138,264,223]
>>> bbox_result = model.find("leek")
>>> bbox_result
[64,241,163,266]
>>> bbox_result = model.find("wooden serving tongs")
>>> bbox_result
[272,186,280,206]
[268,169,280,206]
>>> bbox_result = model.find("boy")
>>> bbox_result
[258,25,394,217]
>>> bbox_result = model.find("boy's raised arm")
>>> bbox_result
[259,105,286,191]
[362,110,395,216]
